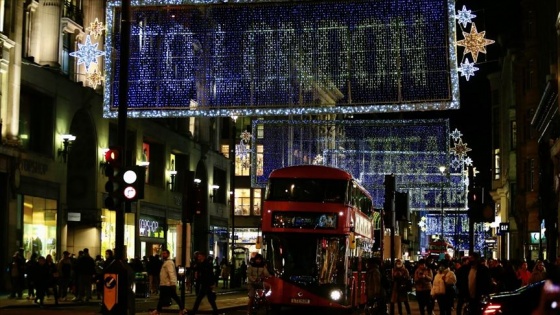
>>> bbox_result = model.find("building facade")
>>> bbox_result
[0,0,233,290]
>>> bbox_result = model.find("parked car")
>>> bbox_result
[479,280,545,314]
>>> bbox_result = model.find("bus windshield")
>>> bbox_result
[266,234,346,287]
[266,178,348,203]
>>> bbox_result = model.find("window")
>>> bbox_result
[143,141,165,187]
[494,149,501,180]
[212,168,227,204]
[19,86,54,157]
[252,189,262,216]
[234,188,251,216]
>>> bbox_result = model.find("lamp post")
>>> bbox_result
[439,166,446,256]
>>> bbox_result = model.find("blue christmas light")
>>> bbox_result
[70,35,106,71]
[251,118,469,212]
[103,0,459,118]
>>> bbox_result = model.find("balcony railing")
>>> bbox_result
[62,0,83,26]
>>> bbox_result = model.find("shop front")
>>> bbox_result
[100,208,135,260]
[139,214,166,258]
[22,195,58,260]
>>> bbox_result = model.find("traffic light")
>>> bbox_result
[104,146,122,210]
[395,191,410,222]
[122,166,143,202]
[467,186,483,222]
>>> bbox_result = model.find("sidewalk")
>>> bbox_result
[0,286,249,314]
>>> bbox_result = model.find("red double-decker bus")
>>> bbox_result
[261,165,375,311]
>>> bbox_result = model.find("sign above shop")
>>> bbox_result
[68,212,81,222]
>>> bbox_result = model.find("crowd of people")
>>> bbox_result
[365,253,560,315]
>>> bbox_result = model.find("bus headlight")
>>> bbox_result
[330,289,342,301]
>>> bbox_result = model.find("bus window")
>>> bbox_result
[266,178,347,203]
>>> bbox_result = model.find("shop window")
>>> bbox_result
[101,209,135,260]
[19,86,54,157]
[22,196,57,260]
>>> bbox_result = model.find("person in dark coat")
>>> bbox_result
[188,251,220,315]
[455,256,471,315]
[74,248,96,302]
[365,257,388,314]
[8,251,25,299]
[33,256,58,306]
[466,252,493,315]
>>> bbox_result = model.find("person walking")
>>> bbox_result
[431,260,457,315]
[390,259,411,315]
[74,248,95,302]
[151,249,185,315]
[466,252,493,315]
[189,251,220,315]
[529,260,547,284]
[414,259,433,315]
[247,254,271,315]
[8,251,25,299]
[455,256,470,315]
[365,257,387,314]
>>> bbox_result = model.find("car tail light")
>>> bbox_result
[483,303,502,314]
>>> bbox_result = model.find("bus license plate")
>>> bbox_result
[290,298,310,304]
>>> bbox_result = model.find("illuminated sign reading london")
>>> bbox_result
[104,0,458,118]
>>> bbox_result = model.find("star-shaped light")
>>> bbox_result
[458,58,479,81]
[450,128,463,142]
[456,23,495,63]
[450,139,472,158]
[87,18,106,39]
[69,35,105,71]
[464,156,473,166]
[456,5,476,28]
[86,69,103,89]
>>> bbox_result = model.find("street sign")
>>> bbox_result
[103,273,118,311]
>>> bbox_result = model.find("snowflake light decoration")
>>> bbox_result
[87,18,106,39]
[464,156,473,167]
[69,35,105,71]
[456,23,495,63]
[458,59,479,81]
[450,128,463,142]
[86,69,103,89]
[456,5,476,28]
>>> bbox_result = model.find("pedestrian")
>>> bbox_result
[45,254,60,304]
[239,260,248,285]
[365,257,387,314]
[466,252,493,315]
[189,251,220,315]
[33,256,58,306]
[221,261,230,289]
[516,261,532,287]
[8,251,25,299]
[529,260,547,284]
[390,259,411,315]
[247,254,271,315]
[413,259,433,315]
[74,248,95,302]
[213,256,221,286]
[431,259,457,315]
[150,249,185,315]
[24,253,38,300]
[94,254,105,299]
[57,251,73,301]
[455,256,470,315]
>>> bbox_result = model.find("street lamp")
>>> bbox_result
[439,165,446,256]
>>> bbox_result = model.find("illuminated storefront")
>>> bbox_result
[101,209,135,260]
[22,196,58,260]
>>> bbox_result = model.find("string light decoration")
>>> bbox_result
[251,118,467,212]
[454,6,494,80]
[69,34,105,72]
[103,0,459,118]
[236,130,253,170]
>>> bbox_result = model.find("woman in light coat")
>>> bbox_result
[431,260,457,315]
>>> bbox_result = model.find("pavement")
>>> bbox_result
[0,285,249,314]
